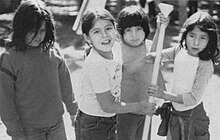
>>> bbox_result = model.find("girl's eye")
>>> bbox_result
[41,29,46,32]
[189,34,194,38]
[125,28,131,32]
[106,27,113,30]
[200,36,208,40]
[93,30,99,34]
[39,29,46,34]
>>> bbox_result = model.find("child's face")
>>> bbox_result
[25,21,46,47]
[122,26,145,47]
[186,26,209,57]
[84,19,117,52]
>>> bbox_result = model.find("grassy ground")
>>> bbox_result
[1,12,220,140]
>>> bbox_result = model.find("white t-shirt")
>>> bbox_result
[162,47,213,111]
[172,49,199,111]
[78,48,122,117]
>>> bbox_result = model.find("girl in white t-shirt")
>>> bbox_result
[148,11,219,140]
[74,8,157,140]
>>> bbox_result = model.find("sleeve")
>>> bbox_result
[0,54,25,138]
[157,70,166,91]
[161,46,181,61]
[182,61,213,106]
[87,63,111,94]
[112,42,122,64]
[57,51,78,115]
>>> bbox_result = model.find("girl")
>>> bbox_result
[148,11,219,140]
[75,8,156,140]
[0,0,77,140]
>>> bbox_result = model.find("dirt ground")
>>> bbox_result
[1,13,220,140]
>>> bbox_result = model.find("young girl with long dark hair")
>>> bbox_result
[0,1,77,139]
[148,11,219,140]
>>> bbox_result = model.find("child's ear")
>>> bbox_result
[83,34,91,44]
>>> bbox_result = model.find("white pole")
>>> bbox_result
[72,0,107,35]
[151,24,166,84]
[142,3,173,140]
[151,3,174,85]
[72,0,88,32]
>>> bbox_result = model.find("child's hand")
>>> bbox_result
[134,100,156,116]
[145,53,156,63]
[133,53,155,66]
[156,13,170,29]
[148,84,164,99]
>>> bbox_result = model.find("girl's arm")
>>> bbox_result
[148,85,184,104]
[88,63,156,115]
[182,61,213,106]
[57,49,78,116]
[145,45,179,65]
[148,61,213,106]
[96,91,156,115]
[0,54,25,139]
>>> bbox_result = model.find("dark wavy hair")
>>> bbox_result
[81,8,116,35]
[117,5,150,40]
[179,11,219,63]
[7,0,55,53]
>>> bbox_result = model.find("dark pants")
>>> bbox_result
[75,110,117,140]
[170,102,210,140]
[12,118,67,140]
[117,113,145,140]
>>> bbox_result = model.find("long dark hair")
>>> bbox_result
[7,0,55,53]
[179,11,219,63]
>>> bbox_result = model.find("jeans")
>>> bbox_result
[75,110,117,140]
[117,113,145,140]
[169,102,210,140]
[12,117,67,140]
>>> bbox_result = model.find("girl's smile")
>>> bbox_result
[84,19,117,53]
[101,39,111,45]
